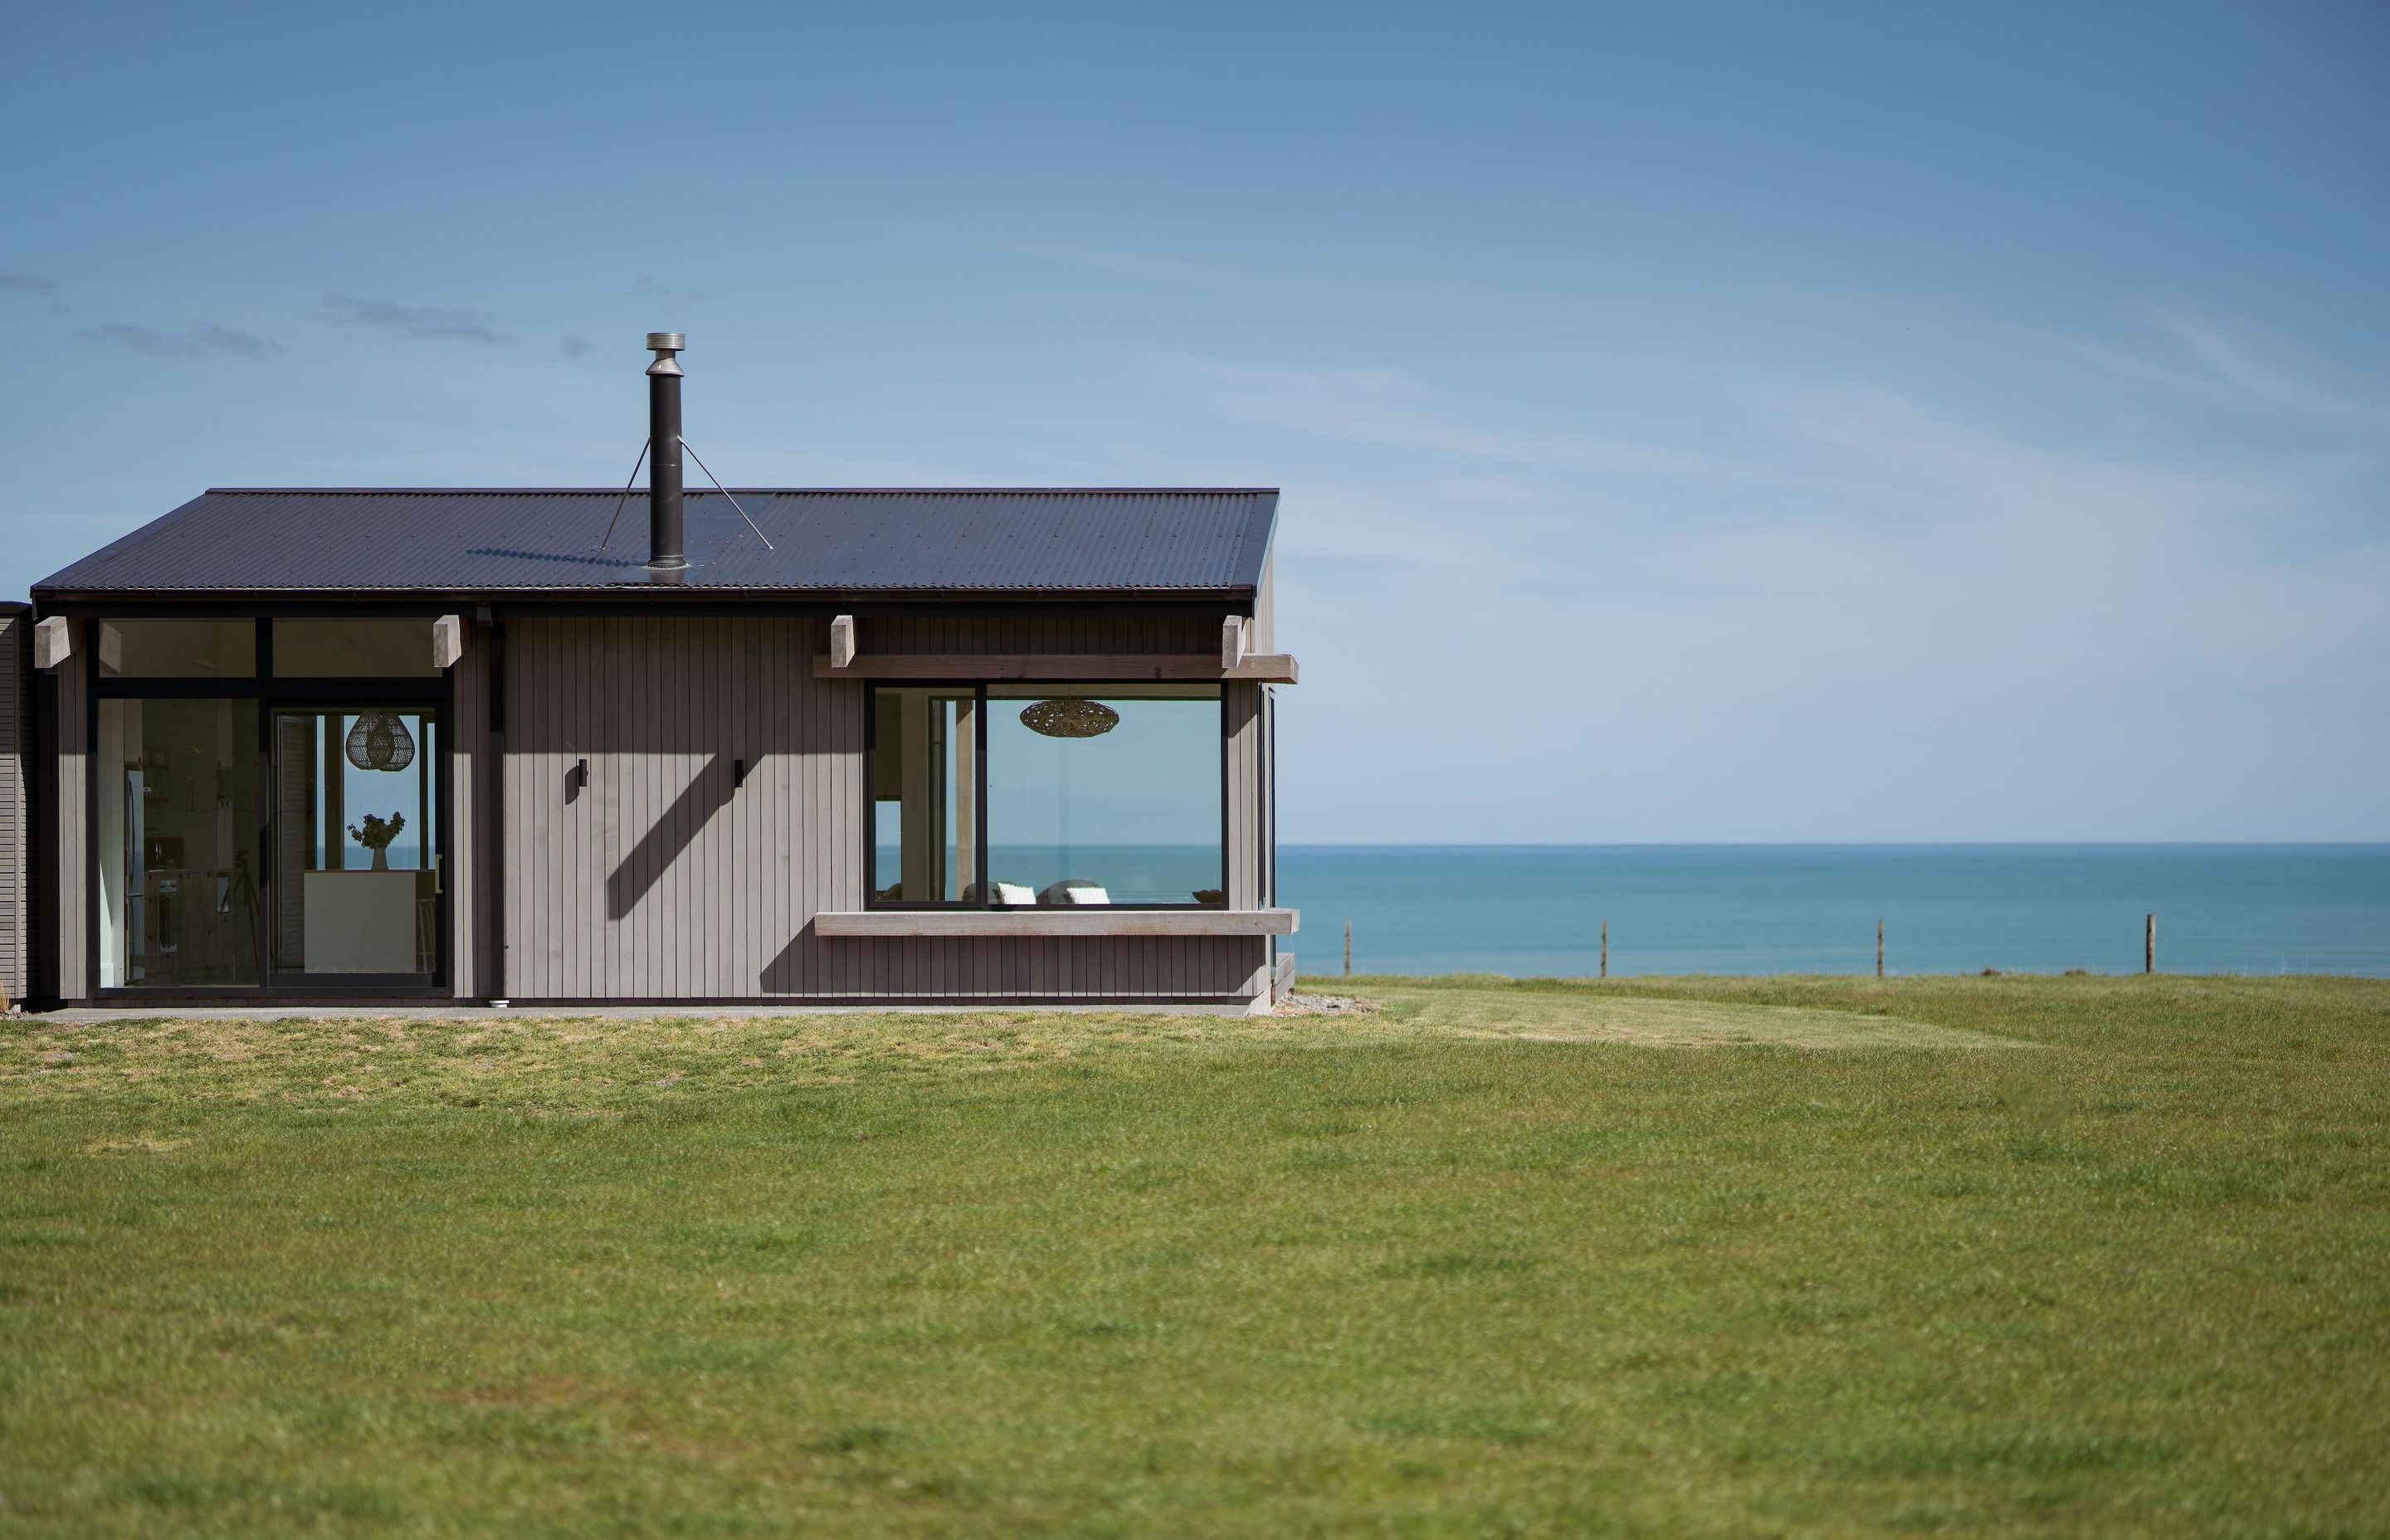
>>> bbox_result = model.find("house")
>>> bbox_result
[2,334,1297,1011]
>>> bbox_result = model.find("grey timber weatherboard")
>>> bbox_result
[492,614,1272,1003]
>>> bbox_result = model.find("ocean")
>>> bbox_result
[1277,845,2390,978]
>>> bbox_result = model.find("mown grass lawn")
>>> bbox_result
[2,975,2386,1537]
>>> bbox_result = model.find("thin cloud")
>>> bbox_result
[1160,356,1727,479]
[994,238,1256,291]
[0,269,59,295]
[76,321,279,358]
[2154,313,2390,435]
[1746,381,2285,527]
[632,276,705,302]
[560,334,591,358]
[322,291,508,344]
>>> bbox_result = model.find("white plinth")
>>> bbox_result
[302,870,421,973]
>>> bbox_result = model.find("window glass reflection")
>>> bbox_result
[271,710,439,974]
[98,620,254,679]
[98,699,261,987]
[985,685,1223,906]
[871,689,975,903]
[273,619,440,678]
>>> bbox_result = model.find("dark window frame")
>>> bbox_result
[864,680,1232,912]
[85,615,456,999]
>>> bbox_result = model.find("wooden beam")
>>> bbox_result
[432,614,466,670]
[1221,614,1248,670]
[828,613,858,669]
[1227,655,1296,683]
[814,907,1300,938]
[32,616,71,670]
[812,652,1298,684]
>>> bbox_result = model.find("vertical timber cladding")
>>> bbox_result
[0,609,24,1003]
[498,613,1267,1002]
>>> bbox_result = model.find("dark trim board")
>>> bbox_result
[80,624,94,1000]
[71,995,490,1010]
[27,663,58,1007]
[90,984,456,1004]
[92,679,452,701]
[485,612,505,1004]
[818,654,1296,683]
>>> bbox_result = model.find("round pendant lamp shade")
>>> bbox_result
[1020,699,1119,738]
[345,712,417,772]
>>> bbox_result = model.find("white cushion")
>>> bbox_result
[993,882,1036,906]
[1038,880,1111,906]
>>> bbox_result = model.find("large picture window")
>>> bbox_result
[869,684,1224,908]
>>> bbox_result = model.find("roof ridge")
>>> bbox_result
[201,485,1282,496]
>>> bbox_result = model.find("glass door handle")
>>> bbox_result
[432,855,444,894]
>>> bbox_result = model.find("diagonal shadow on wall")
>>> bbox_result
[760,922,814,995]
[607,753,732,920]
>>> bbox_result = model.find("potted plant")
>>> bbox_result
[348,811,406,871]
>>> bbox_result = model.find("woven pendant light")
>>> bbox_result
[344,712,417,772]
[1019,699,1119,738]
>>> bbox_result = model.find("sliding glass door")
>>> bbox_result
[93,616,455,997]
[96,698,264,988]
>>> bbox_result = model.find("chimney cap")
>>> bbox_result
[646,332,685,353]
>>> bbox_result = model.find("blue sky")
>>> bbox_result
[5,2,2386,841]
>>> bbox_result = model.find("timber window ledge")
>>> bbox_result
[813,909,1298,938]
[816,653,1298,683]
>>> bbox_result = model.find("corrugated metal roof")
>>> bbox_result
[33,488,1279,601]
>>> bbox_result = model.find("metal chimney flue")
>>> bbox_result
[645,332,687,572]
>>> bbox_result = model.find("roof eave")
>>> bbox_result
[30,583,1261,608]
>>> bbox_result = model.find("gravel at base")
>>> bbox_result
[1277,993,1379,1016]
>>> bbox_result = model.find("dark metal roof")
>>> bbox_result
[33,488,1279,602]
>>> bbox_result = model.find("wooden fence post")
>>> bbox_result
[1344,919,1353,980]
[2146,914,2155,975]
[1600,920,1608,981]
[1877,919,1885,979]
